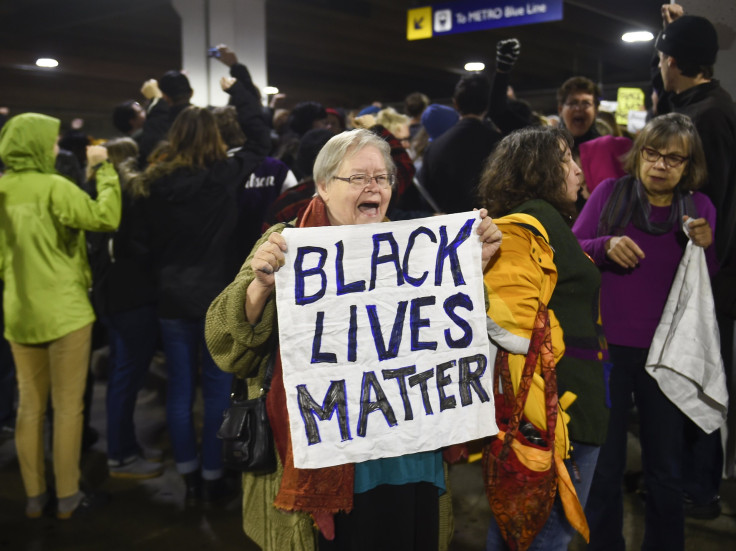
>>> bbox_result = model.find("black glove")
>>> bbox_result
[496,38,521,73]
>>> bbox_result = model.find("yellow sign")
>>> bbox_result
[407,7,433,41]
[616,87,645,126]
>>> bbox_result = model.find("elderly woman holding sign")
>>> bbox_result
[205,128,501,551]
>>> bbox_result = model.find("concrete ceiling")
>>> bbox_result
[0,0,664,136]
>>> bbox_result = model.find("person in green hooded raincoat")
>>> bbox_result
[0,113,121,519]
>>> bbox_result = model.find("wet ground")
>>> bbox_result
[1,349,734,550]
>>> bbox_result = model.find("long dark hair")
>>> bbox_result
[477,126,576,219]
[134,106,227,197]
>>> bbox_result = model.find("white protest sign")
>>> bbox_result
[275,212,497,469]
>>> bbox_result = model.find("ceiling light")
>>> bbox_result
[36,58,59,68]
[621,31,654,43]
[464,62,485,72]
[263,86,279,95]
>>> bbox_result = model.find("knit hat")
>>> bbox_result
[655,15,719,66]
[158,71,193,98]
[357,105,381,117]
[288,102,327,136]
[421,104,459,141]
[325,107,345,130]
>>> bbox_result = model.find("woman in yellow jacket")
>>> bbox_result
[480,127,608,550]
[0,113,121,519]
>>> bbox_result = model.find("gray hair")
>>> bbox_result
[312,128,395,187]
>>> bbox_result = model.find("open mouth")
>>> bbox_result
[358,201,380,216]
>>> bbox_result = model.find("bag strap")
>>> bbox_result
[497,303,557,458]
[230,331,278,401]
[537,307,557,444]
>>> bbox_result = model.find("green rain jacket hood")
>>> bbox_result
[0,112,59,174]
[0,112,121,344]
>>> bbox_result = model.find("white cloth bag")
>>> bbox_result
[645,241,728,434]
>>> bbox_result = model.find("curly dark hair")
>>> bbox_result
[477,126,576,219]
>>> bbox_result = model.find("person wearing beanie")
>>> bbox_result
[420,104,459,142]
[136,70,194,167]
[357,104,381,117]
[158,71,193,106]
[656,4,736,523]
[325,107,346,134]
[274,101,328,171]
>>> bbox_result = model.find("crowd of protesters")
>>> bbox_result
[0,3,734,551]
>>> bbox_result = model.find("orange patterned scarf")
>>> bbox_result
[268,195,354,539]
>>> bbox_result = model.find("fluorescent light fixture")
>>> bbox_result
[263,86,279,95]
[621,31,654,43]
[36,58,59,68]
[464,62,485,72]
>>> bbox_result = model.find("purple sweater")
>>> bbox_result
[572,177,718,348]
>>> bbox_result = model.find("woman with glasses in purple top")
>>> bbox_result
[572,112,717,551]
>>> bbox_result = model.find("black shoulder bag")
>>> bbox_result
[216,344,277,474]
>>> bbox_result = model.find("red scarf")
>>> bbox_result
[267,196,354,539]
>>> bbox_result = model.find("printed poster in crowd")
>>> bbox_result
[275,211,498,469]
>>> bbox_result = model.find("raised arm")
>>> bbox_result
[50,146,121,232]
[205,223,286,376]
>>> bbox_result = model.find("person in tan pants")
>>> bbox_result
[0,113,121,519]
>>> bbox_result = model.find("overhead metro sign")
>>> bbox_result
[407,0,563,41]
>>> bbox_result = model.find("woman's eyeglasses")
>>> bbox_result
[563,100,594,110]
[332,174,395,188]
[640,147,689,168]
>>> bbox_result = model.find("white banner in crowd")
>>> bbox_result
[275,212,498,469]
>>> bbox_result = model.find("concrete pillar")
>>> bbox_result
[679,0,736,98]
[171,0,268,107]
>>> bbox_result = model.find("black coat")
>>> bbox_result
[419,117,500,214]
[141,64,270,319]
[669,80,736,268]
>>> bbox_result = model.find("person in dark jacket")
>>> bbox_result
[137,70,193,166]
[212,104,298,265]
[419,73,501,214]
[133,46,270,504]
[655,5,736,517]
[87,137,162,480]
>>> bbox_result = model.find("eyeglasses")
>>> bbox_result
[332,174,395,188]
[563,100,594,110]
[640,147,689,168]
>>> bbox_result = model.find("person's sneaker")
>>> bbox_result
[56,491,109,520]
[108,455,164,479]
[684,494,721,520]
[25,492,49,519]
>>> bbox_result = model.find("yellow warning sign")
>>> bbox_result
[616,87,645,126]
[407,7,433,41]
